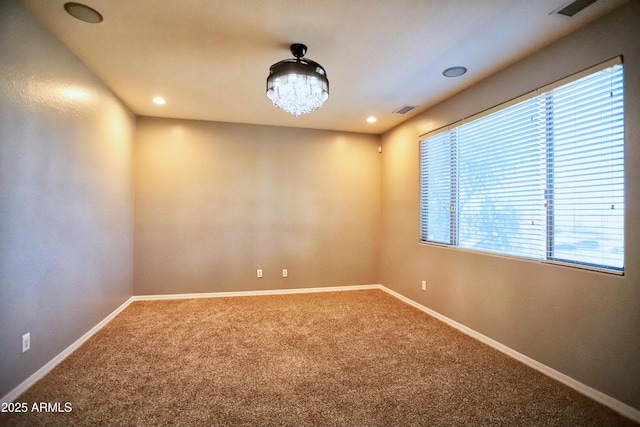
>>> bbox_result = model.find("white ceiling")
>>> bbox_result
[21,0,628,134]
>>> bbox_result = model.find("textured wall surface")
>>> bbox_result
[379,2,640,412]
[2,0,638,417]
[0,0,135,397]
[134,117,381,295]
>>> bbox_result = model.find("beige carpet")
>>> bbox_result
[1,289,637,426]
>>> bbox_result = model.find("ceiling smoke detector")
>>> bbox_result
[443,66,468,78]
[64,2,103,23]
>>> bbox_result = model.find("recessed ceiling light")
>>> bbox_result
[64,2,103,23]
[366,117,377,123]
[442,66,468,78]
[153,97,166,105]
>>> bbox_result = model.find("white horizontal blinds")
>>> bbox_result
[418,58,624,273]
[457,97,547,258]
[548,63,624,270]
[420,130,454,244]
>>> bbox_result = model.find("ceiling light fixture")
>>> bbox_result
[64,2,103,23]
[152,97,166,105]
[266,43,329,117]
[442,66,468,78]
[366,117,377,123]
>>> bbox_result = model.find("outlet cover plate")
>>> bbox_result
[22,332,30,353]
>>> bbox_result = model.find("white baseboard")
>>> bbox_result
[1,296,134,405]
[378,285,640,423]
[3,284,638,423]
[133,284,381,301]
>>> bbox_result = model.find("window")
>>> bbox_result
[419,58,624,273]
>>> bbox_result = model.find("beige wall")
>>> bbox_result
[134,117,381,295]
[379,1,640,411]
[2,0,638,415]
[0,0,135,397]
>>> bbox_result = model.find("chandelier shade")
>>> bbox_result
[266,44,329,117]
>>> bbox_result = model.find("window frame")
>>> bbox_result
[418,57,624,275]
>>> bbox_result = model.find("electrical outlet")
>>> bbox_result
[22,332,30,353]
[282,268,288,278]
[257,269,263,278]
[421,280,427,291]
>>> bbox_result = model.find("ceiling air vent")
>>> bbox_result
[393,105,416,115]
[551,0,600,17]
